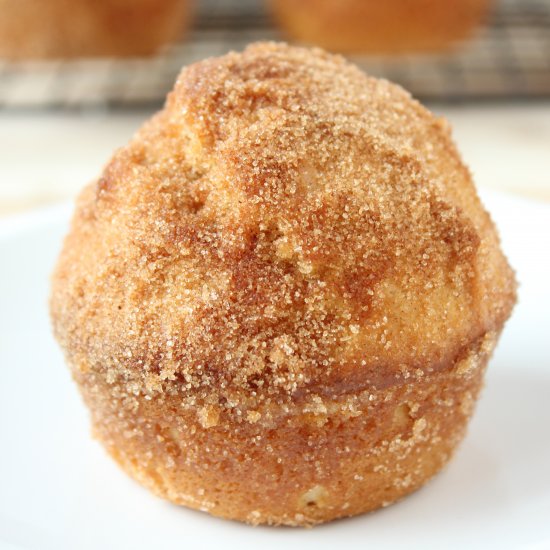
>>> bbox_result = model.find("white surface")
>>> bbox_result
[0,109,142,213]
[0,189,549,550]
[0,103,549,216]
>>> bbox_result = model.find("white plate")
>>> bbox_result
[0,189,549,550]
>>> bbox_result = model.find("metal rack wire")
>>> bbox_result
[0,0,549,108]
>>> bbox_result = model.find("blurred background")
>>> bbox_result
[0,0,549,218]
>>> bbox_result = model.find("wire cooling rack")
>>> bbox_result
[0,0,549,108]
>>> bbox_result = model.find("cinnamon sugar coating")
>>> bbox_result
[51,42,516,525]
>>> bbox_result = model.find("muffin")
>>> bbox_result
[0,0,191,60]
[270,0,494,54]
[50,42,516,526]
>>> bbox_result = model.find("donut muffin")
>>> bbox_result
[271,0,494,54]
[0,0,191,60]
[51,42,516,526]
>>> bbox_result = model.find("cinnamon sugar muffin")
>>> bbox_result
[0,0,191,60]
[50,42,516,526]
[271,0,493,54]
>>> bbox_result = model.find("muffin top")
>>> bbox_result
[51,42,515,417]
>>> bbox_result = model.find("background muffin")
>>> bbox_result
[271,0,494,53]
[50,42,516,526]
[0,0,192,60]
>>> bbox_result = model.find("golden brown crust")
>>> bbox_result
[0,0,191,60]
[78,331,496,526]
[270,0,494,54]
[50,42,516,525]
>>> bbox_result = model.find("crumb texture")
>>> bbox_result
[50,42,516,526]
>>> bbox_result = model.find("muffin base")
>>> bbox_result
[271,0,494,54]
[0,0,191,60]
[73,331,497,526]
